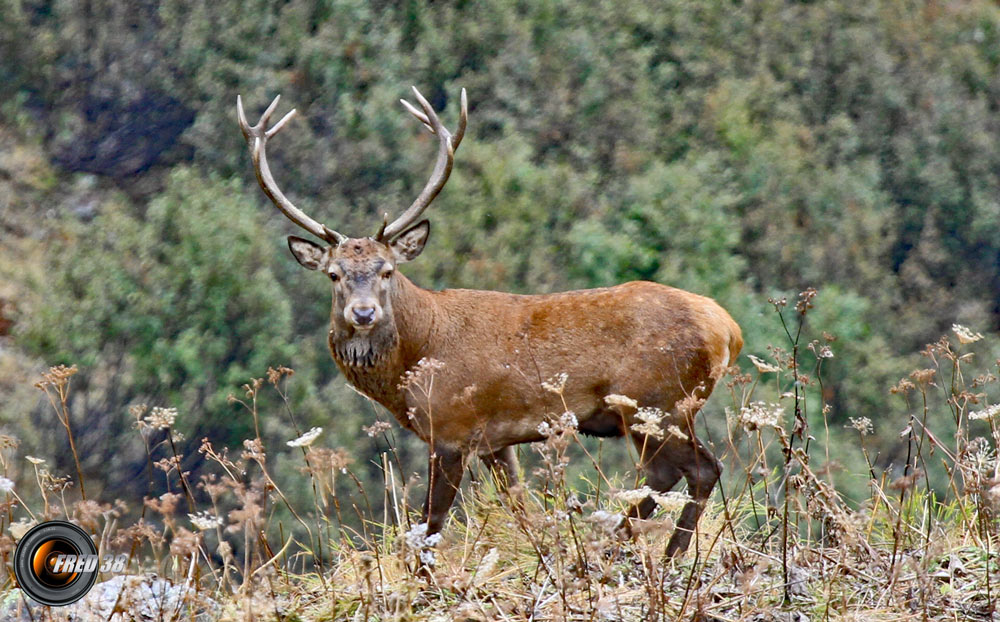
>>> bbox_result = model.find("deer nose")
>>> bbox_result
[352,306,376,325]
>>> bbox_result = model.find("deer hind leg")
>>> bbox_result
[627,431,721,557]
[480,445,520,492]
[666,435,722,557]
[627,432,683,522]
[424,444,465,535]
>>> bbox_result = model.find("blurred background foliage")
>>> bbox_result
[2,0,1000,509]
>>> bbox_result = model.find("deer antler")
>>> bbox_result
[376,86,467,242]
[237,94,346,245]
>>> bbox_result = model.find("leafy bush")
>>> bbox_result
[16,168,305,490]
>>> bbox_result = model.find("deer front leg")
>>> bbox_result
[424,444,465,534]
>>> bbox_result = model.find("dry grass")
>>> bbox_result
[0,289,998,621]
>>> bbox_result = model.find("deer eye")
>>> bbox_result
[329,272,340,282]
[380,269,393,280]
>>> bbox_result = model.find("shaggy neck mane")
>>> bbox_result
[328,274,435,370]
[332,327,398,367]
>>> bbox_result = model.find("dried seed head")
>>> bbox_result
[363,420,393,437]
[665,424,688,440]
[266,365,295,386]
[9,518,37,541]
[398,357,445,390]
[630,406,665,440]
[890,378,916,394]
[848,417,873,436]
[909,369,936,387]
[35,364,78,389]
[541,372,568,394]
[242,438,266,462]
[796,288,817,315]
[169,527,201,557]
[604,394,638,409]
[748,355,780,373]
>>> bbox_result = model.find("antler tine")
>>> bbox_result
[453,88,468,150]
[374,212,390,240]
[266,108,297,138]
[236,94,346,246]
[400,98,433,132]
[377,86,468,242]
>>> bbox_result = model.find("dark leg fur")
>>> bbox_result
[666,437,722,556]
[578,408,627,438]
[480,445,520,492]
[424,445,465,534]
[627,431,721,556]
[628,431,683,521]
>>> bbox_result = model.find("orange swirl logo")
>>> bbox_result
[13,521,101,606]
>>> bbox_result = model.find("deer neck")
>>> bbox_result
[328,273,437,413]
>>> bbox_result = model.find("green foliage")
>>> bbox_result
[16,169,305,486]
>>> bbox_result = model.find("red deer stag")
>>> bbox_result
[236,88,742,557]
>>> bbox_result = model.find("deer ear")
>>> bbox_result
[389,220,430,263]
[288,236,328,270]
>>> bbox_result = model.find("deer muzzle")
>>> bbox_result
[345,302,382,328]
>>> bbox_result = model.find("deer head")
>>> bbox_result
[236,88,466,349]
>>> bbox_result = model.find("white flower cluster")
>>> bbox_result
[559,411,578,429]
[536,411,578,437]
[0,477,14,493]
[585,510,625,533]
[287,427,323,447]
[404,522,442,550]
[665,424,688,441]
[9,518,36,540]
[630,407,665,440]
[404,522,442,567]
[420,548,437,566]
[614,486,654,505]
[970,404,1000,421]
[739,401,784,431]
[952,324,984,344]
[145,407,178,430]
[188,511,224,531]
[651,491,692,512]
[966,440,996,476]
